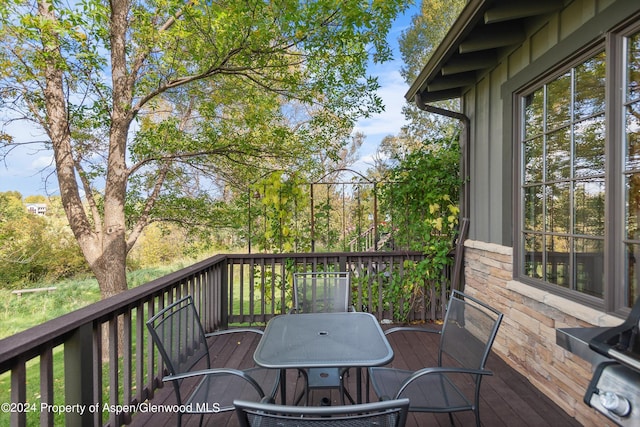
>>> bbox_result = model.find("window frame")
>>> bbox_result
[514,21,640,314]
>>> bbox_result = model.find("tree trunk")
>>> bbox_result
[92,232,129,299]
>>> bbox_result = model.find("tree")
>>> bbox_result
[0,0,407,299]
[0,192,88,287]
[397,0,465,144]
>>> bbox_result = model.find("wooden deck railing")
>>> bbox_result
[0,251,450,427]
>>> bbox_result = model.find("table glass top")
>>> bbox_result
[254,312,393,368]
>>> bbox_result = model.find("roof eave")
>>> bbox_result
[405,0,488,102]
[405,0,567,104]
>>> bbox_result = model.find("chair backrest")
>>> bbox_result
[234,398,410,427]
[292,272,351,313]
[439,290,503,370]
[146,295,210,378]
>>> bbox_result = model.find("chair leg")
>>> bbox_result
[293,386,309,406]
[341,385,355,404]
[293,369,311,406]
[339,369,355,405]
[448,412,455,426]
[365,370,370,403]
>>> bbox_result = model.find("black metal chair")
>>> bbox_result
[146,295,279,427]
[290,272,354,405]
[234,397,410,427]
[368,290,503,427]
[291,271,353,314]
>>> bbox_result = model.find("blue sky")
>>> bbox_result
[352,3,419,173]
[0,3,419,196]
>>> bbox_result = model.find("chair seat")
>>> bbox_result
[369,367,473,412]
[368,291,503,427]
[187,367,280,412]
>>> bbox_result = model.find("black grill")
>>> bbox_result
[584,297,640,426]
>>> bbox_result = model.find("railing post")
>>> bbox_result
[64,323,94,427]
[310,183,315,252]
[373,182,378,251]
[220,258,229,329]
[339,256,347,273]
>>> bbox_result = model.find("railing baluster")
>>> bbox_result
[280,259,287,315]
[135,301,145,406]
[146,299,157,398]
[271,258,278,317]
[10,359,26,427]
[122,310,133,423]
[92,322,103,427]
[39,346,53,427]
[108,316,119,427]
[220,259,228,330]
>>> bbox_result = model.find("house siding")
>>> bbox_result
[458,0,640,423]
[464,241,621,426]
[466,0,634,247]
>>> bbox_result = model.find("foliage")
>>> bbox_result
[379,142,461,321]
[246,169,379,253]
[0,192,89,288]
[250,172,308,253]
[396,0,466,145]
[126,222,214,269]
[253,258,297,315]
[0,191,216,289]
[0,0,409,299]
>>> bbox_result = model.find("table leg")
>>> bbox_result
[279,369,287,404]
[356,368,362,404]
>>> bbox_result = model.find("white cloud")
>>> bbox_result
[354,66,409,138]
[350,59,410,176]
[30,155,54,170]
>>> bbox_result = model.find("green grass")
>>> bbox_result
[0,263,189,339]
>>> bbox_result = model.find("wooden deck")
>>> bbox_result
[129,324,581,427]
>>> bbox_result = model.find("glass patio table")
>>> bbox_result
[254,312,394,405]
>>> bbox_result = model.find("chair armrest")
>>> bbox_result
[384,326,441,336]
[260,395,275,404]
[163,367,267,397]
[396,366,493,398]
[205,328,264,338]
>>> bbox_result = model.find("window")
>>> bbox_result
[518,26,640,309]
[625,30,640,308]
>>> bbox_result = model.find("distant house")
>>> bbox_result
[407,0,639,425]
[26,203,47,216]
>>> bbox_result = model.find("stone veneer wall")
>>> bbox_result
[463,240,622,427]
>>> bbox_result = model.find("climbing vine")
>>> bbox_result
[379,141,462,321]
[251,171,308,253]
